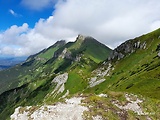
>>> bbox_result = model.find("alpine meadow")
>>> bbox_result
[0,0,160,120]
[0,29,160,119]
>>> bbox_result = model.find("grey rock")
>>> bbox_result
[140,42,147,49]
[108,40,147,61]
[54,48,73,59]
[156,44,160,51]
[134,41,140,48]
[158,51,160,57]
[118,53,125,60]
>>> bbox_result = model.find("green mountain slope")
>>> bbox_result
[0,35,112,120]
[0,30,160,120]
[0,40,66,95]
[89,28,160,99]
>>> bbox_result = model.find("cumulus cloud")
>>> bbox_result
[0,23,53,56]
[21,0,57,11]
[1,0,160,56]
[53,0,160,47]
[150,20,160,31]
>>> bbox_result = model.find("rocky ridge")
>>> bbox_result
[108,40,147,60]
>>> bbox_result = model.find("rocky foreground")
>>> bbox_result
[11,97,87,120]
[11,93,157,120]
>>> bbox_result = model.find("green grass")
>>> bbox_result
[84,28,160,99]
[65,72,88,94]
[0,29,160,119]
[38,46,59,60]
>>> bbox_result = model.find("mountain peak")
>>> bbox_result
[76,34,94,41]
[76,34,86,41]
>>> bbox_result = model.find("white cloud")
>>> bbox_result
[151,20,160,31]
[53,0,160,48]
[9,9,18,17]
[21,0,57,11]
[1,0,160,56]
[9,9,15,15]
[9,9,22,17]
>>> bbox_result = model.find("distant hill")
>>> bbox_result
[0,56,26,70]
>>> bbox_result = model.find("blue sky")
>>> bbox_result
[0,0,54,30]
[0,0,160,57]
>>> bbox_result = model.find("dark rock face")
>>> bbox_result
[108,40,147,61]
[156,44,160,51]
[54,48,73,60]
[53,51,60,58]
[62,48,72,59]
[157,44,160,57]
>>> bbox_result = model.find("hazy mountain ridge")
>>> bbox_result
[0,57,26,70]
[0,30,160,119]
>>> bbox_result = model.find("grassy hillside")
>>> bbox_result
[0,40,66,94]
[0,30,160,119]
[81,37,112,63]
[88,28,160,99]
[0,35,112,119]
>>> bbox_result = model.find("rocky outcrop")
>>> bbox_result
[11,97,88,120]
[112,94,144,115]
[89,78,105,88]
[156,44,160,57]
[58,48,72,59]
[156,44,160,51]
[54,48,73,60]
[76,34,86,41]
[51,73,68,98]
[108,40,147,61]
[89,63,112,87]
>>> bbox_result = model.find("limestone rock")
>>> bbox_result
[158,51,160,57]
[108,40,147,61]
[11,97,88,120]
[51,73,68,98]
